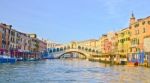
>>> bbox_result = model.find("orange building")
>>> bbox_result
[0,23,12,50]
[129,14,150,53]
[99,34,108,54]
[0,29,2,48]
[107,32,118,54]
[5,25,11,50]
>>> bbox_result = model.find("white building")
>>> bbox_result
[42,39,60,48]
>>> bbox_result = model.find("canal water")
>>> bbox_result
[0,59,150,83]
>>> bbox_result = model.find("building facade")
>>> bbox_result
[117,28,131,56]
[9,29,18,51]
[0,23,12,50]
[38,39,47,52]
[77,39,98,48]
[44,40,59,48]
[107,32,118,54]
[99,34,108,54]
[129,14,150,53]
[0,23,47,54]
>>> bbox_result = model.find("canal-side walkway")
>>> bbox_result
[88,56,150,68]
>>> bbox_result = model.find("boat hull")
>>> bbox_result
[0,56,16,63]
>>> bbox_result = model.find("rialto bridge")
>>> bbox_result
[47,42,101,59]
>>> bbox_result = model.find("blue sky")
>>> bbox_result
[0,0,150,43]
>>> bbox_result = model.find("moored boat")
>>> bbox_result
[0,55,17,63]
[17,57,23,61]
[127,62,135,67]
[27,58,37,61]
[127,62,139,67]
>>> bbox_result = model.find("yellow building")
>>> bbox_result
[117,28,131,56]
[77,39,98,48]
[99,34,108,54]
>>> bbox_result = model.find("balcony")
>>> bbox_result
[131,44,138,48]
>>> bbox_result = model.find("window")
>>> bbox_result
[137,48,140,52]
[134,23,139,28]
[148,21,150,25]
[130,48,132,52]
[135,30,137,35]
[132,38,139,45]
[123,39,125,43]
[128,31,130,35]
[143,28,145,33]
[137,39,139,45]
[137,30,139,34]
[142,21,145,25]
[128,37,130,41]
[135,30,139,35]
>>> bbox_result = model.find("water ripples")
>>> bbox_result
[0,59,150,83]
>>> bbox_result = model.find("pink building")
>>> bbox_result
[101,32,118,54]
[104,38,112,54]
[38,39,47,52]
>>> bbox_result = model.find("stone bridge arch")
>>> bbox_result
[47,44,101,59]
[52,49,91,59]
[58,50,89,59]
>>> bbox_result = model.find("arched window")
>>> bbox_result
[85,48,88,51]
[89,48,91,52]
[49,49,52,53]
[92,49,95,52]
[82,47,84,50]
[78,46,81,49]
[96,50,98,54]
[56,48,59,52]
[60,47,63,51]
[53,48,56,52]
[67,46,70,49]
[64,46,67,50]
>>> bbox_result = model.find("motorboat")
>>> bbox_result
[27,58,37,61]
[16,57,23,61]
[127,62,135,67]
[0,55,17,63]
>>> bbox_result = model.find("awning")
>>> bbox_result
[0,48,7,52]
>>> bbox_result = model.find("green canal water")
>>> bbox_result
[0,59,150,83]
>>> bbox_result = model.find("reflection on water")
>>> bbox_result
[0,59,150,83]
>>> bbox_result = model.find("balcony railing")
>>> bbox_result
[131,44,138,47]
